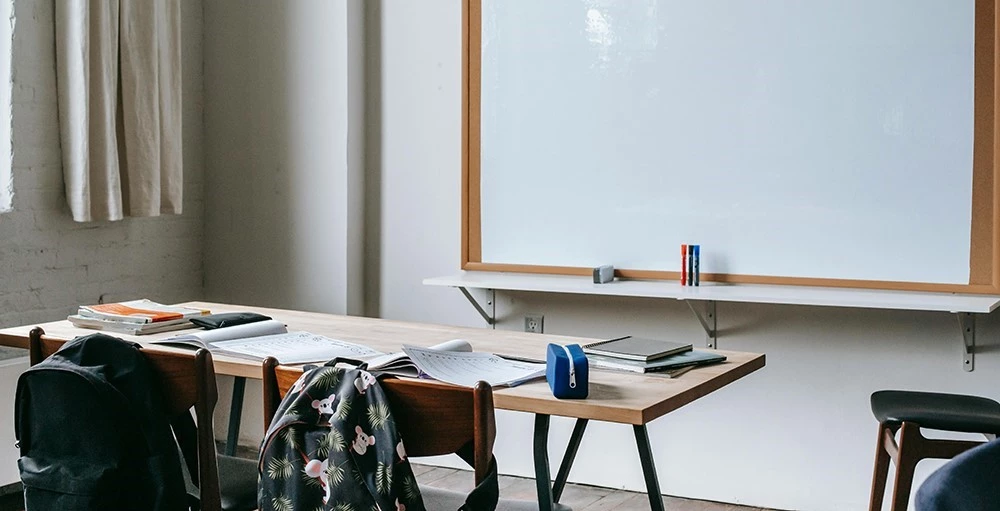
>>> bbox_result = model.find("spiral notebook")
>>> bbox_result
[582,336,692,362]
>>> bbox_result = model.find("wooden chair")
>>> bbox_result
[868,390,1000,510]
[263,358,494,481]
[262,359,572,510]
[29,327,223,511]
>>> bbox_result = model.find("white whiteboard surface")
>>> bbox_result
[479,0,975,285]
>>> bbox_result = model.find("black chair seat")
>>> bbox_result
[871,390,1000,434]
[218,455,259,511]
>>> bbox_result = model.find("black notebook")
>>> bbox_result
[582,336,692,362]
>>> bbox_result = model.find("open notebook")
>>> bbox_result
[154,320,383,364]
[361,339,545,388]
[159,326,544,388]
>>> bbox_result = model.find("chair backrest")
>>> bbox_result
[261,357,497,484]
[28,327,222,511]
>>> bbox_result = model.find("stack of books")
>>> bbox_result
[582,335,726,375]
[68,299,211,335]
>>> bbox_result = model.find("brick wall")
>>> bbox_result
[0,0,205,343]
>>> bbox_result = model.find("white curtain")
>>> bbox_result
[55,0,181,222]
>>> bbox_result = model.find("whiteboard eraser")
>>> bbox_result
[593,265,615,284]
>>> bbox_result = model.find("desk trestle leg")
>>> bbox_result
[225,376,247,456]
[534,414,555,511]
[534,416,665,511]
[634,425,665,511]
[552,418,589,501]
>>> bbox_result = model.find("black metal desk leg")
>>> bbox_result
[552,418,589,501]
[225,376,247,456]
[634,425,665,511]
[534,414,554,511]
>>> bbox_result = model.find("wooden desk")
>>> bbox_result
[0,301,765,510]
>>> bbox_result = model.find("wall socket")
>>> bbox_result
[524,314,544,333]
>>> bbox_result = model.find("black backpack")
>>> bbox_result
[15,333,193,510]
[258,361,499,511]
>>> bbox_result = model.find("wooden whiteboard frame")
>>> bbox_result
[462,0,1000,295]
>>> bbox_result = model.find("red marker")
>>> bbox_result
[681,244,688,286]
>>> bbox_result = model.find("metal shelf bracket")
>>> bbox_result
[459,287,496,327]
[686,300,718,348]
[958,312,975,372]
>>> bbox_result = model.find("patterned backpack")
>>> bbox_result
[258,362,427,511]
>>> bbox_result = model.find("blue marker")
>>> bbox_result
[693,245,700,286]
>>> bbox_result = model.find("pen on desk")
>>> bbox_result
[681,244,687,286]
[497,353,545,364]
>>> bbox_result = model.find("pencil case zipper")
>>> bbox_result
[560,345,576,388]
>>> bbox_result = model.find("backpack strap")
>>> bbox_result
[170,413,202,510]
[368,372,499,509]
[171,413,199,483]
[322,357,367,369]
[456,442,500,511]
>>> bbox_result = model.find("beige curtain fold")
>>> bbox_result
[55,0,181,222]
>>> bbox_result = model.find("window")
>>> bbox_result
[0,0,11,213]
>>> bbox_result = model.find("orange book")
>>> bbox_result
[78,300,210,324]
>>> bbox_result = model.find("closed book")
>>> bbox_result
[582,336,691,362]
[78,299,211,324]
[67,315,196,335]
[587,349,726,374]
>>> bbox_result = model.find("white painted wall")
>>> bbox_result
[372,1,1000,510]
[201,1,1000,509]
[202,0,366,441]
[0,0,205,328]
[0,0,205,486]
[202,0,364,316]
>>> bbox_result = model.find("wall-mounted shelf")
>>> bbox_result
[424,272,1000,371]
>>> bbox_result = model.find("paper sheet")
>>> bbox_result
[364,339,472,374]
[402,344,545,388]
[161,319,289,347]
[212,331,383,364]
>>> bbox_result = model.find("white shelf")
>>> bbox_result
[423,272,1000,314]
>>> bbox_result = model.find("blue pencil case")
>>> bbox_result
[546,343,588,399]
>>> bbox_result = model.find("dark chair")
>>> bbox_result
[262,358,571,511]
[868,390,1000,511]
[29,328,257,511]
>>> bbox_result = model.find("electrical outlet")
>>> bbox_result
[524,314,544,333]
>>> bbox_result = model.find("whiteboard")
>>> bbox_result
[477,0,976,285]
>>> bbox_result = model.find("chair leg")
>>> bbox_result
[869,423,893,511]
[889,422,923,511]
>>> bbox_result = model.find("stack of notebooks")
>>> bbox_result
[68,299,210,335]
[582,335,726,375]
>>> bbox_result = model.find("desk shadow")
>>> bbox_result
[975,344,1000,355]
[716,317,770,337]
[584,381,625,401]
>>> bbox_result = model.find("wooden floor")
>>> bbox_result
[0,464,778,511]
[414,464,777,511]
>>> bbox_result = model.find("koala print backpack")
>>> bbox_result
[258,361,427,511]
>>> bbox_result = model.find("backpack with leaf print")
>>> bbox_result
[258,361,426,511]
